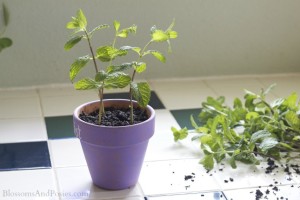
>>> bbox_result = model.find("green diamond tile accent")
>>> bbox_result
[45,115,74,139]
[170,108,202,130]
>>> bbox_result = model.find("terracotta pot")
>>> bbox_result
[73,99,155,190]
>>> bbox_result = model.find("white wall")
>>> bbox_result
[1,0,300,88]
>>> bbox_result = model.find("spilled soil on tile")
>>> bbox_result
[179,158,300,200]
[79,106,148,126]
[250,158,300,200]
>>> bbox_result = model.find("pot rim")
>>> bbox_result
[73,99,155,128]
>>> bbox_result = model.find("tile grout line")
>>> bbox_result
[1,73,299,92]
[202,79,220,97]
[37,88,62,200]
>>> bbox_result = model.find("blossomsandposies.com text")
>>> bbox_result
[2,189,89,199]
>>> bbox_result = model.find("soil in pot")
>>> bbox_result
[79,106,148,126]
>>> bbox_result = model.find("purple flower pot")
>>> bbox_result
[73,99,155,190]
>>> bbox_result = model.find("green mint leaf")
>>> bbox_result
[244,89,258,96]
[279,142,295,151]
[151,29,169,42]
[113,20,120,31]
[97,46,127,62]
[199,134,214,146]
[89,24,109,38]
[246,112,260,121]
[134,62,146,73]
[0,38,13,50]
[250,130,271,143]
[130,82,151,107]
[76,9,87,30]
[283,92,298,110]
[214,153,226,163]
[171,127,188,142]
[74,78,100,90]
[166,19,178,39]
[259,137,278,153]
[132,47,141,54]
[167,30,178,39]
[263,83,276,96]
[233,98,243,109]
[64,35,83,51]
[244,93,257,111]
[66,20,79,30]
[229,156,237,169]
[235,152,260,165]
[190,114,199,129]
[293,136,300,141]
[107,62,134,73]
[195,127,209,134]
[270,98,285,108]
[66,9,87,30]
[202,144,214,154]
[95,70,108,82]
[148,50,166,63]
[285,111,300,131]
[200,154,214,171]
[103,72,131,89]
[69,55,90,82]
[117,25,137,38]
[203,105,227,116]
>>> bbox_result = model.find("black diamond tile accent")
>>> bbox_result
[0,141,51,171]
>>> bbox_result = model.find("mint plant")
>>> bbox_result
[0,3,12,53]
[65,9,177,125]
[172,84,300,171]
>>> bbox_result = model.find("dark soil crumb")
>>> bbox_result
[79,106,148,126]
[184,175,193,181]
[184,173,196,182]
[265,158,279,174]
[255,189,264,200]
[272,186,279,192]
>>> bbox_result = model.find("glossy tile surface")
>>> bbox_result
[56,166,144,199]
[0,117,47,143]
[0,74,299,200]
[48,138,86,168]
[139,159,221,196]
[0,169,58,200]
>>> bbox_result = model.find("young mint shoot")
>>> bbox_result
[65,9,178,125]
[172,84,300,171]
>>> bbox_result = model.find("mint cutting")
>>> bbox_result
[172,84,300,171]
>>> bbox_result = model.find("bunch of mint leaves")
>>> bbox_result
[172,84,300,171]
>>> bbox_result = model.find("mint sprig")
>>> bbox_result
[172,84,300,171]
[65,9,178,125]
